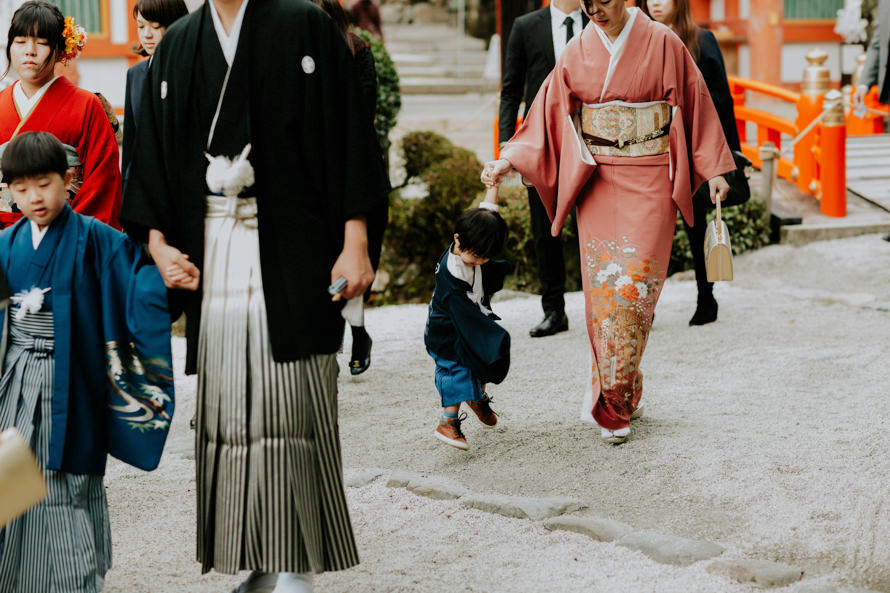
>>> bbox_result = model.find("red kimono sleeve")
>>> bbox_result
[73,95,122,229]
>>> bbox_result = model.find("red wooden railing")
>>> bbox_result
[728,69,852,217]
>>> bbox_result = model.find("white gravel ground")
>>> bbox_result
[102,233,890,593]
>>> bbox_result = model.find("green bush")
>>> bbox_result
[379,132,582,303]
[496,184,581,294]
[668,196,771,275]
[353,28,401,153]
[399,130,454,182]
[380,136,484,302]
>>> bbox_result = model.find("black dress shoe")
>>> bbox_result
[689,294,718,326]
[529,311,569,337]
[883,232,890,243]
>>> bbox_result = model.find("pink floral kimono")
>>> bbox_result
[500,8,734,431]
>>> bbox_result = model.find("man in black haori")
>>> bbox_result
[120,0,380,591]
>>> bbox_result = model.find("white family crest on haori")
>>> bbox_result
[161,80,168,99]
[10,287,51,320]
[205,144,255,197]
[301,55,316,74]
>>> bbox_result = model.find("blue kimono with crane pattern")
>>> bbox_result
[0,205,174,474]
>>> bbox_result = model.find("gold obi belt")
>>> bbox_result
[581,102,672,157]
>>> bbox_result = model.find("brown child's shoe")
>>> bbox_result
[434,413,469,450]
[467,393,498,427]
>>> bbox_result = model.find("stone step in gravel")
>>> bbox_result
[405,476,469,500]
[543,516,634,542]
[617,531,725,567]
[460,494,586,520]
[707,559,805,588]
[343,468,386,488]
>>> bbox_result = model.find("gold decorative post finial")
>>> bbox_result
[801,48,830,95]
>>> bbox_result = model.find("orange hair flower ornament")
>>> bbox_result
[61,16,87,64]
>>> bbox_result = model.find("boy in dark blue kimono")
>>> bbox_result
[0,132,174,593]
[424,205,510,450]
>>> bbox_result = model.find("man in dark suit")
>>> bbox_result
[499,0,587,338]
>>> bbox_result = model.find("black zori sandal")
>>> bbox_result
[349,329,372,376]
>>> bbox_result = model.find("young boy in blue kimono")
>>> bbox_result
[424,205,510,450]
[0,132,174,593]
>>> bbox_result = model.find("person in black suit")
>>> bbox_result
[643,0,741,325]
[121,0,187,193]
[499,0,587,338]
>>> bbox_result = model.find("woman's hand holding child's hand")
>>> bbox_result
[481,159,514,187]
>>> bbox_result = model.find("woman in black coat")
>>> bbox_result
[642,0,741,325]
[312,0,391,374]
[122,0,187,193]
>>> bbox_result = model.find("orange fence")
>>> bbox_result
[728,76,801,183]
[728,68,850,217]
[846,85,889,135]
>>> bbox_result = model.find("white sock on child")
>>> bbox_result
[272,572,314,593]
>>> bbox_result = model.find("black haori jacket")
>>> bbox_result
[424,246,512,385]
[121,0,381,374]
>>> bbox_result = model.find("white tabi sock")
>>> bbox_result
[272,572,314,593]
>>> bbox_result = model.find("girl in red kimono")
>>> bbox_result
[483,0,734,444]
[0,1,122,229]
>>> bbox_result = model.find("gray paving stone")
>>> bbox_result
[794,585,840,593]
[405,476,468,500]
[386,471,420,489]
[460,494,586,520]
[543,516,633,542]
[796,585,882,593]
[707,559,804,587]
[343,468,385,488]
[617,531,724,566]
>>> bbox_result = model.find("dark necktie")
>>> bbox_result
[564,16,575,44]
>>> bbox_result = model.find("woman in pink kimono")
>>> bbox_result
[482,0,734,444]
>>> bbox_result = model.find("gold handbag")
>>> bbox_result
[0,428,47,526]
[704,194,733,282]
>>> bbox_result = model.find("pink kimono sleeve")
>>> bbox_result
[666,41,735,195]
[500,66,598,237]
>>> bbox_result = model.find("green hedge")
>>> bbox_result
[378,131,769,304]
[353,28,401,153]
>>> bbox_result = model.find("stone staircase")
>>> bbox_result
[385,21,498,95]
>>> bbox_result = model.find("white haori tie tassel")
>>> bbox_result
[11,287,51,320]
[205,143,255,198]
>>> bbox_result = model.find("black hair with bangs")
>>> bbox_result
[132,0,188,56]
[3,1,66,80]
[1,132,68,184]
[453,207,508,260]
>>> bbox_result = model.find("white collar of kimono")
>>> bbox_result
[446,250,492,316]
[208,0,249,67]
[593,6,638,102]
[13,76,59,118]
[30,220,49,249]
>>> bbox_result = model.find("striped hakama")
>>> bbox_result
[195,196,359,575]
[0,308,112,593]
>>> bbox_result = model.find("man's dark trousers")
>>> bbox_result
[527,186,566,315]
[499,6,585,323]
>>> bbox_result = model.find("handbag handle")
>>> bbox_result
[715,187,723,239]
